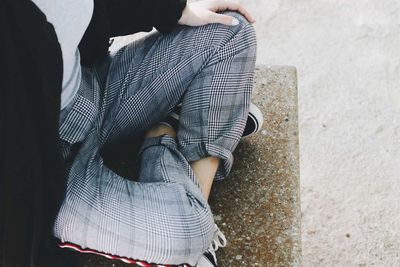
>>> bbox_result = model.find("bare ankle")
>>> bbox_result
[190,157,220,200]
[144,124,177,140]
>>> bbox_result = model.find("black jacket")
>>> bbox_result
[79,0,187,67]
[1,0,66,266]
[0,0,186,266]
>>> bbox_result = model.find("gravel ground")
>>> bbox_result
[236,0,400,266]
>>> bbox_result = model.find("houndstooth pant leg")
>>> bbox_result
[54,11,257,266]
[104,11,257,179]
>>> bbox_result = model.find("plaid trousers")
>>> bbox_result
[54,12,257,266]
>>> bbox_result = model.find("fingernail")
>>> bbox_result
[232,18,239,26]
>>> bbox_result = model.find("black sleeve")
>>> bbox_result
[104,0,187,36]
[79,0,187,68]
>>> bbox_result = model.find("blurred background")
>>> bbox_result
[234,0,400,266]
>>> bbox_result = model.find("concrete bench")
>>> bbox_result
[79,65,301,266]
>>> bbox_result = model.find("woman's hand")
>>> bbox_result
[178,0,255,27]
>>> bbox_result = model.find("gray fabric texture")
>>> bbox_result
[54,12,257,266]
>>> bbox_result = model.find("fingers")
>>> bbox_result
[181,0,256,27]
[208,12,240,26]
[214,1,256,23]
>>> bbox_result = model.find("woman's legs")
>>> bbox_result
[133,10,256,199]
[101,9,257,207]
[55,132,215,266]
[145,123,219,201]
[104,12,257,184]
[55,11,257,266]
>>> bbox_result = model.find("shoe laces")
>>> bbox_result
[210,224,227,252]
[196,225,227,267]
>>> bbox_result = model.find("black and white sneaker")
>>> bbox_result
[242,103,263,138]
[196,224,227,267]
[161,103,263,138]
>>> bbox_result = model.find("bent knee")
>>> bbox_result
[223,11,257,41]
[206,11,257,59]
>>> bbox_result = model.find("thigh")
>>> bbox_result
[102,18,248,145]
